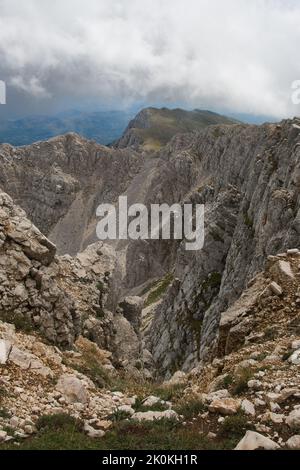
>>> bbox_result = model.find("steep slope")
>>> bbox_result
[145,119,300,376]
[114,107,239,150]
[0,190,142,368]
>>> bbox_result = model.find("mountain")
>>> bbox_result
[0,110,134,146]
[114,107,240,150]
[0,110,300,450]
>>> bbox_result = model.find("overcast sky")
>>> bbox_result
[0,0,300,119]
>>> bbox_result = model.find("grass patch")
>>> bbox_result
[63,345,111,389]
[144,273,174,307]
[231,369,253,396]
[133,397,169,413]
[175,398,205,419]
[36,413,83,432]
[0,408,10,419]
[218,412,253,440]
[223,374,234,389]
[1,417,223,450]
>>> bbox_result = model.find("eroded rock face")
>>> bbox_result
[0,190,80,348]
[0,190,141,365]
[146,119,300,376]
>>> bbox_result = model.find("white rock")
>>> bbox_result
[278,260,294,279]
[117,405,135,416]
[241,399,255,416]
[83,423,105,439]
[269,282,282,296]
[208,398,241,415]
[235,431,280,450]
[269,412,285,424]
[270,402,281,412]
[291,340,300,350]
[205,389,230,403]
[56,374,89,404]
[165,371,187,385]
[288,349,300,365]
[0,431,8,442]
[286,435,300,450]
[0,339,11,364]
[142,396,163,408]
[132,410,178,422]
[248,380,262,390]
[286,409,300,429]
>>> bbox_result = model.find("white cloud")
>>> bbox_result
[0,0,299,117]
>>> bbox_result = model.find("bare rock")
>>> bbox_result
[235,431,280,450]
[56,374,89,404]
[208,398,241,415]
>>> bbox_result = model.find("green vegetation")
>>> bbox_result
[231,369,253,396]
[218,411,251,440]
[222,374,234,389]
[133,397,169,413]
[175,398,205,419]
[0,310,34,334]
[0,408,10,419]
[133,108,238,150]
[1,414,233,450]
[144,273,174,307]
[36,413,83,433]
[63,344,111,389]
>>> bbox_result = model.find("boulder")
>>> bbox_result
[208,398,241,415]
[241,399,255,417]
[288,349,300,365]
[0,339,11,365]
[0,431,8,442]
[165,371,187,386]
[269,282,282,296]
[83,422,105,438]
[235,431,280,450]
[132,410,178,422]
[143,396,164,408]
[286,435,300,450]
[117,405,135,416]
[286,409,300,429]
[205,389,230,403]
[56,374,89,404]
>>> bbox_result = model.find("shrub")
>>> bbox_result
[145,273,174,307]
[0,408,10,419]
[218,412,251,439]
[175,398,205,419]
[231,369,253,396]
[36,413,83,432]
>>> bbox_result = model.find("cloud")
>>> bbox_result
[0,0,300,117]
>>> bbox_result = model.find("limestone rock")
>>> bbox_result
[0,339,11,365]
[208,398,241,415]
[286,435,300,450]
[235,431,280,450]
[56,374,89,404]
[241,399,255,417]
[286,409,300,429]
[132,410,178,422]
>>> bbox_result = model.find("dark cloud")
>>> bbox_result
[0,0,300,118]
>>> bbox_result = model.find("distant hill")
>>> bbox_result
[0,110,134,146]
[114,107,240,150]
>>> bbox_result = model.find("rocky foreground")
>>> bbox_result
[1,229,300,448]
